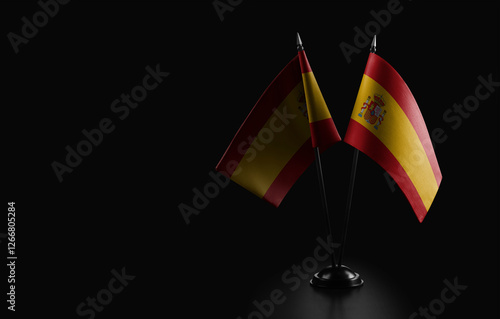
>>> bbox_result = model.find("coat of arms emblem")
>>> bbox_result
[297,90,308,119]
[358,94,387,130]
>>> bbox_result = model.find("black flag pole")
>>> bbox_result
[313,147,338,268]
[297,33,363,288]
[337,148,359,266]
[337,35,376,267]
[297,32,338,270]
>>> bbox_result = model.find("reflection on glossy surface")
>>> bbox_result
[243,260,413,319]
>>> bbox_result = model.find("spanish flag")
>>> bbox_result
[344,53,442,222]
[216,50,340,207]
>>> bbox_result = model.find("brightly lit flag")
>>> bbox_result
[344,53,442,222]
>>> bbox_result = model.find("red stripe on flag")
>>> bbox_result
[216,56,302,177]
[344,119,428,222]
[309,118,341,149]
[298,50,312,73]
[262,138,314,207]
[364,53,442,186]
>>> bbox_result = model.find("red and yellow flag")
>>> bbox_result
[298,50,341,149]
[216,52,340,207]
[344,53,442,222]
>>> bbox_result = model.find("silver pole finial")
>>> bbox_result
[370,35,377,53]
[296,32,304,51]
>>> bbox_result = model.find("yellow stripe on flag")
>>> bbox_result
[231,83,310,198]
[350,75,438,211]
[302,72,331,123]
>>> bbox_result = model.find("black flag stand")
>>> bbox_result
[309,146,363,288]
[303,34,378,289]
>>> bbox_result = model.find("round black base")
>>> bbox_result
[310,265,364,288]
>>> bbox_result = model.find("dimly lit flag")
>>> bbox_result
[216,50,340,207]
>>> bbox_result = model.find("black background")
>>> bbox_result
[2,1,499,318]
